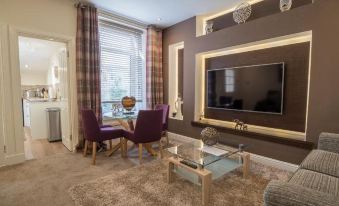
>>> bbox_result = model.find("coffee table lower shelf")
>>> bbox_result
[166,153,250,205]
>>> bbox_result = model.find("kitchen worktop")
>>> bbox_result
[24,98,60,103]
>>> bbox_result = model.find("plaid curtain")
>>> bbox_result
[76,4,101,148]
[146,26,163,109]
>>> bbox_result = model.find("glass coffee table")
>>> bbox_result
[166,141,250,206]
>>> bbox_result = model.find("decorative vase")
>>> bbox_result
[112,103,122,116]
[175,97,183,119]
[280,0,292,12]
[201,127,219,146]
[205,20,214,34]
[121,96,136,111]
[233,2,252,24]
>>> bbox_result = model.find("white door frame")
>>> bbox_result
[7,26,77,159]
[0,23,6,166]
[0,23,23,165]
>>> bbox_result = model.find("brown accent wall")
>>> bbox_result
[163,1,339,164]
[212,0,313,32]
[205,42,310,132]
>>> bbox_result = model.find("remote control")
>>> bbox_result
[180,160,198,169]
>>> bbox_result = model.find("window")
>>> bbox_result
[99,20,145,117]
[224,69,235,92]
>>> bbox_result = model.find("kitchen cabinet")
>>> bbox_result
[23,99,65,140]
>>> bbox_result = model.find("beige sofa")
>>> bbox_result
[264,133,339,206]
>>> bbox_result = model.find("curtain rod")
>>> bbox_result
[74,1,162,31]
[147,25,163,31]
[74,1,95,9]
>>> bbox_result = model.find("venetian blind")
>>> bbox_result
[99,20,144,111]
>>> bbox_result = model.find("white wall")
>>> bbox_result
[0,0,77,166]
[0,0,76,37]
[21,70,48,85]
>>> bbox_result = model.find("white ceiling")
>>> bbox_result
[19,37,66,72]
[87,0,243,28]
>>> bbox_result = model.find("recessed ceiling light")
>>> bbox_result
[24,64,31,70]
[49,38,54,41]
[156,17,162,22]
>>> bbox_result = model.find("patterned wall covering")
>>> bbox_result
[76,4,101,148]
[146,26,163,109]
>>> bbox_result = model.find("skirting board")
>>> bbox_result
[3,153,25,167]
[167,132,299,172]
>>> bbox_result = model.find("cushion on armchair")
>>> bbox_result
[264,181,339,206]
[289,169,339,196]
[99,127,124,142]
[300,150,339,178]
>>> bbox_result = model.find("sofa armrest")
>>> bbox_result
[264,181,339,206]
[318,132,339,153]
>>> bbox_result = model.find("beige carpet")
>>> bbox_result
[69,159,290,206]
[0,147,155,206]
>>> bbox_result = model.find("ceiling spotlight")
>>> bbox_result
[156,17,162,22]
[24,64,31,69]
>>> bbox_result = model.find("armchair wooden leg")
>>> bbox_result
[83,140,88,157]
[120,138,124,157]
[159,141,163,159]
[109,140,113,150]
[92,142,97,165]
[165,131,169,145]
[138,144,143,164]
[124,138,128,157]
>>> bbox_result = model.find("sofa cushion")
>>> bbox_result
[289,169,339,196]
[300,150,339,178]
[264,180,339,206]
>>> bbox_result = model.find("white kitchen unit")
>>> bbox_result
[23,99,31,127]
[23,99,66,140]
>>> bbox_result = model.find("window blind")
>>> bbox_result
[99,20,144,114]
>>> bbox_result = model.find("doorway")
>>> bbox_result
[0,28,5,165]
[0,59,4,166]
[18,36,71,159]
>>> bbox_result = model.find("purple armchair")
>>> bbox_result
[123,110,163,164]
[81,109,124,165]
[155,104,170,145]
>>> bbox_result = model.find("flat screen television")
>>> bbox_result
[207,62,284,114]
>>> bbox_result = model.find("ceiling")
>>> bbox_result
[19,37,66,72]
[87,0,244,28]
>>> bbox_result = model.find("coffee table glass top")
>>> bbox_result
[166,141,240,168]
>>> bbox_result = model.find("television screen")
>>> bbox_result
[207,63,284,114]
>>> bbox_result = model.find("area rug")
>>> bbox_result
[68,160,290,206]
